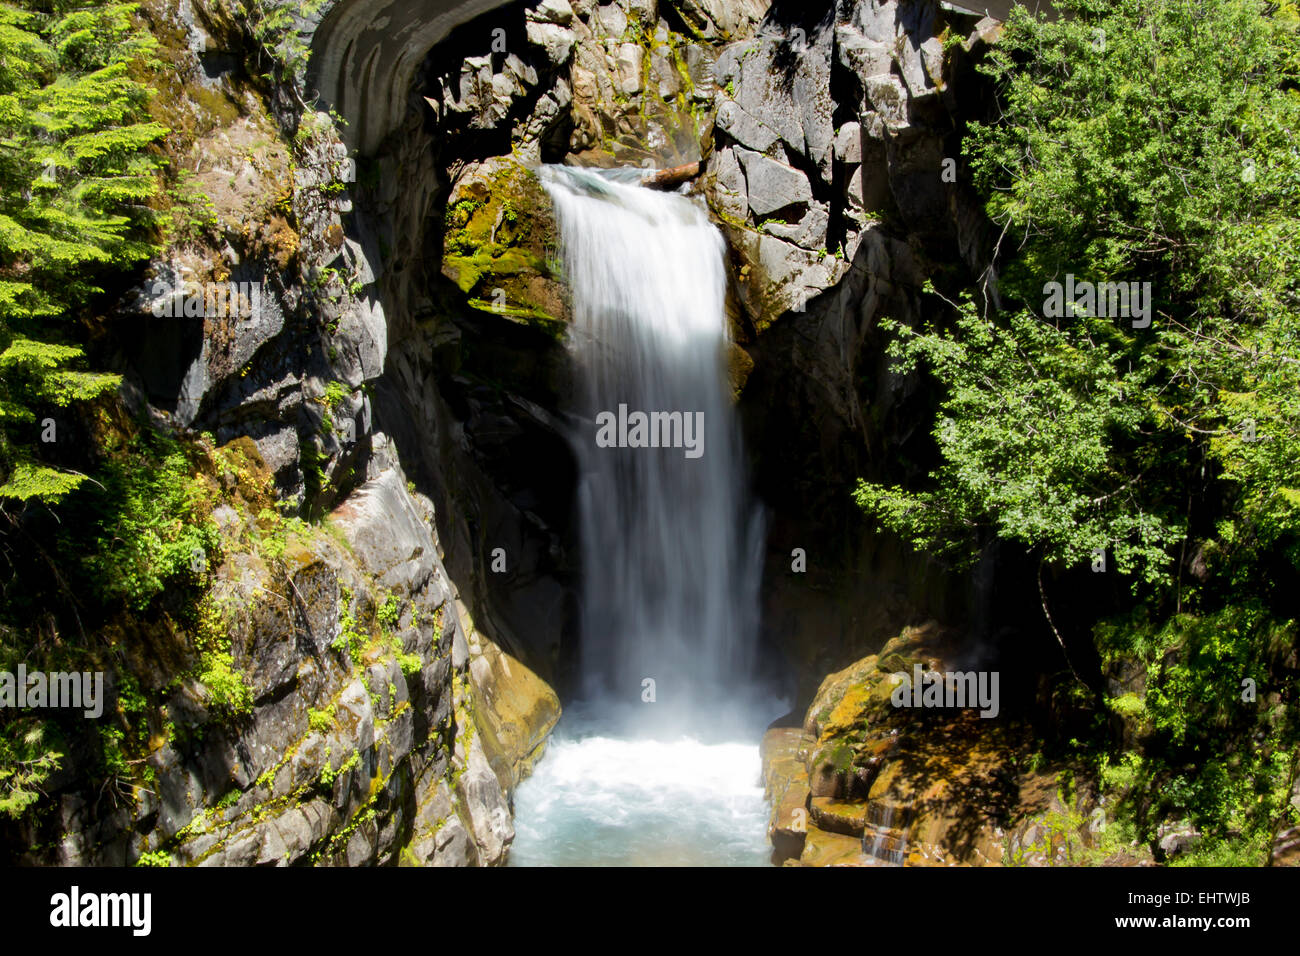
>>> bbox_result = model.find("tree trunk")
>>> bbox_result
[641,161,701,190]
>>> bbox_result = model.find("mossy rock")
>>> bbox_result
[875,621,950,677]
[803,653,883,739]
[464,630,561,792]
[810,797,868,837]
[441,157,569,330]
[820,682,877,741]
[799,827,872,867]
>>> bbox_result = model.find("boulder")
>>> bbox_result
[440,157,569,331]
[799,828,873,866]
[810,797,868,837]
[1156,822,1202,861]
[734,148,813,217]
[329,468,435,595]
[465,624,562,790]
[761,728,812,863]
[527,20,577,66]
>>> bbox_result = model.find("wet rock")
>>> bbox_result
[771,620,1107,867]
[810,797,867,837]
[467,629,562,790]
[799,828,873,866]
[440,157,568,329]
[456,732,515,865]
[761,728,812,863]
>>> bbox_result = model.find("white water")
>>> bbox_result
[509,166,778,866]
[509,708,771,867]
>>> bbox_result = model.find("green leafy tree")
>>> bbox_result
[856,0,1300,854]
[857,0,1300,595]
[0,1,167,503]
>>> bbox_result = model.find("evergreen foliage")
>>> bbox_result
[856,0,1300,854]
[0,0,166,503]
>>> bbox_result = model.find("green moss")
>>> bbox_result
[196,650,253,718]
[377,593,401,630]
[308,703,337,734]
[1106,693,1147,719]
[332,586,370,661]
[441,160,564,333]
[465,296,564,329]
[444,245,550,294]
[319,748,359,788]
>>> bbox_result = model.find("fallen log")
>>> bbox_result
[641,161,701,190]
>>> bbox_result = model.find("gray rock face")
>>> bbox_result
[763,200,830,251]
[526,20,578,66]
[836,22,891,78]
[750,233,849,316]
[457,730,515,861]
[43,444,525,867]
[330,468,436,594]
[615,42,643,94]
[308,0,520,153]
[714,98,781,154]
[735,149,813,217]
[595,2,627,37]
[706,0,997,331]
[833,121,862,164]
[714,20,835,182]
[694,0,1011,704]
[712,144,749,220]
[672,0,770,40]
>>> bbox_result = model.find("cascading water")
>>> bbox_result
[546,165,766,725]
[509,166,781,866]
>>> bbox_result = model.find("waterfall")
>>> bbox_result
[509,166,776,866]
[538,165,764,731]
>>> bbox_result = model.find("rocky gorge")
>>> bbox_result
[2,0,1297,869]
